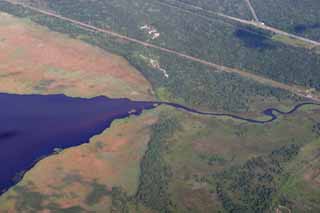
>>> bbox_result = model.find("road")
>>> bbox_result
[154,0,320,47]
[216,13,320,46]
[4,0,320,102]
[244,0,259,22]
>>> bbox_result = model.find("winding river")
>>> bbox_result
[162,101,320,124]
[0,92,319,194]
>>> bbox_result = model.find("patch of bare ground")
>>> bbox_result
[0,12,154,100]
[303,150,320,187]
[304,168,320,186]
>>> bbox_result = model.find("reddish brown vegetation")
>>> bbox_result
[0,12,153,100]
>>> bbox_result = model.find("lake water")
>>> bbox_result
[0,93,157,194]
[234,28,274,49]
[0,93,318,194]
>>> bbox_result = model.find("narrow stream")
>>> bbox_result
[0,92,318,194]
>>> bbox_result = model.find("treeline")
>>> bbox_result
[37,0,320,90]
[159,0,253,20]
[215,144,300,212]
[135,113,179,212]
[0,1,301,113]
[155,53,300,112]
[251,0,320,41]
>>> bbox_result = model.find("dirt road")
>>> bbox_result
[154,0,320,47]
[4,0,320,102]
[244,0,259,22]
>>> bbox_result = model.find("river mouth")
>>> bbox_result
[0,92,318,195]
[0,93,157,194]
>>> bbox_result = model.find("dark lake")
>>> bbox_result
[0,93,318,195]
[294,23,320,33]
[0,93,157,194]
[234,28,274,49]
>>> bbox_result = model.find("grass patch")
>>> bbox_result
[136,111,180,212]
[272,34,314,49]
[85,182,110,206]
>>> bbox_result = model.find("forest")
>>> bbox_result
[24,0,320,90]
[251,0,320,41]
[216,144,300,212]
[0,0,303,113]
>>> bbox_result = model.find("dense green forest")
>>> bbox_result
[216,144,300,212]
[160,0,253,19]
[0,0,301,113]
[17,0,320,91]
[251,0,320,41]
[136,113,179,212]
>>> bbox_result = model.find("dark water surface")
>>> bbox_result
[294,23,320,33]
[234,28,274,49]
[163,102,320,123]
[0,93,319,194]
[0,93,156,194]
